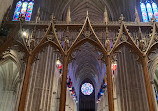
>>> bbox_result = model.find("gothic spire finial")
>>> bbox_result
[86,10,89,17]
[151,14,156,23]
[66,6,71,24]
[119,14,124,23]
[104,6,109,25]
[138,27,143,40]
[135,6,140,22]
[35,7,40,23]
[50,13,56,23]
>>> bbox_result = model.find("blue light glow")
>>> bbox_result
[25,2,34,21]
[140,3,149,22]
[146,3,153,21]
[152,2,158,22]
[13,1,22,21]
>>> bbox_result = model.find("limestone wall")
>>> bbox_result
[0,0,13,25]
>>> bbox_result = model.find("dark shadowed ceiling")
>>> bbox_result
[39,0,141,21]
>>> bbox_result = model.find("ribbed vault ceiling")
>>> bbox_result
[68,42,105,95]
[73,43,101,80]
[41,0,140,21]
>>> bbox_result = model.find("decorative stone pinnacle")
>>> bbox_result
[66,6,71,24]
[151,15,156,23]
[135,7,140,22]
[86,10,89,17]
[104,6,109,24]
[35,7,40,23]
[51,14,55,23]
[65,37,69,45]
[119,14,124,22]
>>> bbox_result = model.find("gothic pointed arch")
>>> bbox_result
[0,54,21,111]
[68,15,107,57]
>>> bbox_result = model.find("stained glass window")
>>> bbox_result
[13,0,34,21]
[152,2,158,22]
[81,83,93,95]
[21,2,28,18]
[13,1,22,21]
[140,2,158,22]
[146,3,153,21]
[25,1,34,21]
[140,3,149,22]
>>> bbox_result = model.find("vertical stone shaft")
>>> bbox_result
[106,55,114,111]
[18,55,32,111]
[59,55,68,111]
[142,56,156,111]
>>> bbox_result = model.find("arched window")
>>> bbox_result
[152,2,158,22]
[13,0,34,21]
[146,2,153,21]
[140,1,158,22]
[140,3,149,22]
[13,1,22,21]
[25,1,34,21]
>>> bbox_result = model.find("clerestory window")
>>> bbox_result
[13,0,34,21]
[140,1,158,22]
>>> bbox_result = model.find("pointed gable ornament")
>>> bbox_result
[66,6,71,24]
[135,7,140,23]
[51,13,56,23]
[119,14,124,23]
[86,10,89,17]
[104,6,109,25]
[151,14,156,23]
[35,7,40,23]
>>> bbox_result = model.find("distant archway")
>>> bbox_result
[79,78,95,111]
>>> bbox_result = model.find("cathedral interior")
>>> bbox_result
[0,0,158,111]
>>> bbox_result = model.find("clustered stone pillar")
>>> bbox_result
[142,56,156,111]
[18,54,33,111]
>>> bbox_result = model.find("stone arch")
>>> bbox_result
[68,38,106,57]
[0,55,21,111]
[112,41,142,57]
[33,41,64,59]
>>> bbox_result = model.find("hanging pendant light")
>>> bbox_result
[56,58,63,69]
[111,61,117,71]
